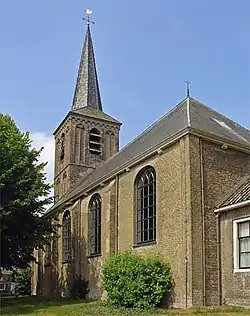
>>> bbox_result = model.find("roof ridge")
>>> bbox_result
[186,97,191,126]
[112,98,188,156]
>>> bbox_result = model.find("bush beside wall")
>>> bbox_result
[102,252,173,310]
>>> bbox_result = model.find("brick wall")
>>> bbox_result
[201,141,250,305]
[220,206,250,306]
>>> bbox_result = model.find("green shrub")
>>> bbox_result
[12,268,32,295]
[102,252,172,310]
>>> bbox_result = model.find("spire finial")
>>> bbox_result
[83,8,95,25]
[185,80,190,98]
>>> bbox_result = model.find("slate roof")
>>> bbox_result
[72,24,102,111]
[189,98,250,146]
[216,176,250,208]
[48,97,250,213]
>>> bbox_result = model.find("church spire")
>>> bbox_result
[72,10,102,111]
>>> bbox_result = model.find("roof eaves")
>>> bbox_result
[53,112,70,135]
[188,128,250,154]
[214,200,250,214]
[47,127,190,214]
[72,110,122,125]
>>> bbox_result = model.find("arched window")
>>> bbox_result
[60,133,65,161]
[89,194,101,255]
[89,128,101,155]
[62,210,71,262]
[135,167,156,244]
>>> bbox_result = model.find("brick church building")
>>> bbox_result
[32,21,250,307]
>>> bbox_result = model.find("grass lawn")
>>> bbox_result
[1,296,250,316]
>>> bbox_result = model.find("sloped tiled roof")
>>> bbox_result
[216,176,250,208]
[49,97,250,213]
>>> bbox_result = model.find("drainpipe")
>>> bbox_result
[115,175,119,253]
[185,254,188,308]
[216,213,222,305]
[199,139,206,305]
[184,137,188,308]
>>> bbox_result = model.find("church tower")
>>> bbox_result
[53,19,121,202]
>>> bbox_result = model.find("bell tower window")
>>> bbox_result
[89,128,101,155]
[60,133,65,161]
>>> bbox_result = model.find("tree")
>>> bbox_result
[0,114,57,269]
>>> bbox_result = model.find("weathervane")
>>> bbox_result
[185,80,190,98]
[83,8,95,25]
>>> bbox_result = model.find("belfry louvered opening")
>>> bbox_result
[89,128,101,155]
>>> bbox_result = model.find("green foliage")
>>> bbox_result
[12,268,32,295]
[0,114,58,269]
[102,252,173,310]
[69,275,90,299]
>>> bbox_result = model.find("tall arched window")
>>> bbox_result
[89,128,101,155]
[135,167,156,244]
[89,194,101,255]
[60,133,65,161]
[62,210,71,262]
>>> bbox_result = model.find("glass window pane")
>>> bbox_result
[240,237,250,252]
[137,198,142,211]
[143,208,148,221]
[143,230,148,242]
[137,220,142,233]
[240,253,250,268]
[149,217,154,229]
[149,180,155,195]
[149,194,154,207]
[138,178,144,188]
[91,244,96,254]
[137,232,142,243]
[149,205,154,217]
[137,187,143,199]
[149,172,154,183]
[149,229,154,241]
[137,210,142,221]
[239,221,250,237]
[143,185,148,196]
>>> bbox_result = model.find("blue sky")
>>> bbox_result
[0,0,249,183]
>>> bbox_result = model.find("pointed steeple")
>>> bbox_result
[72,23,102,111]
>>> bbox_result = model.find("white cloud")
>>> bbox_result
[30,132,55,197]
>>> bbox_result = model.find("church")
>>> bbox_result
[31,19,250,308]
